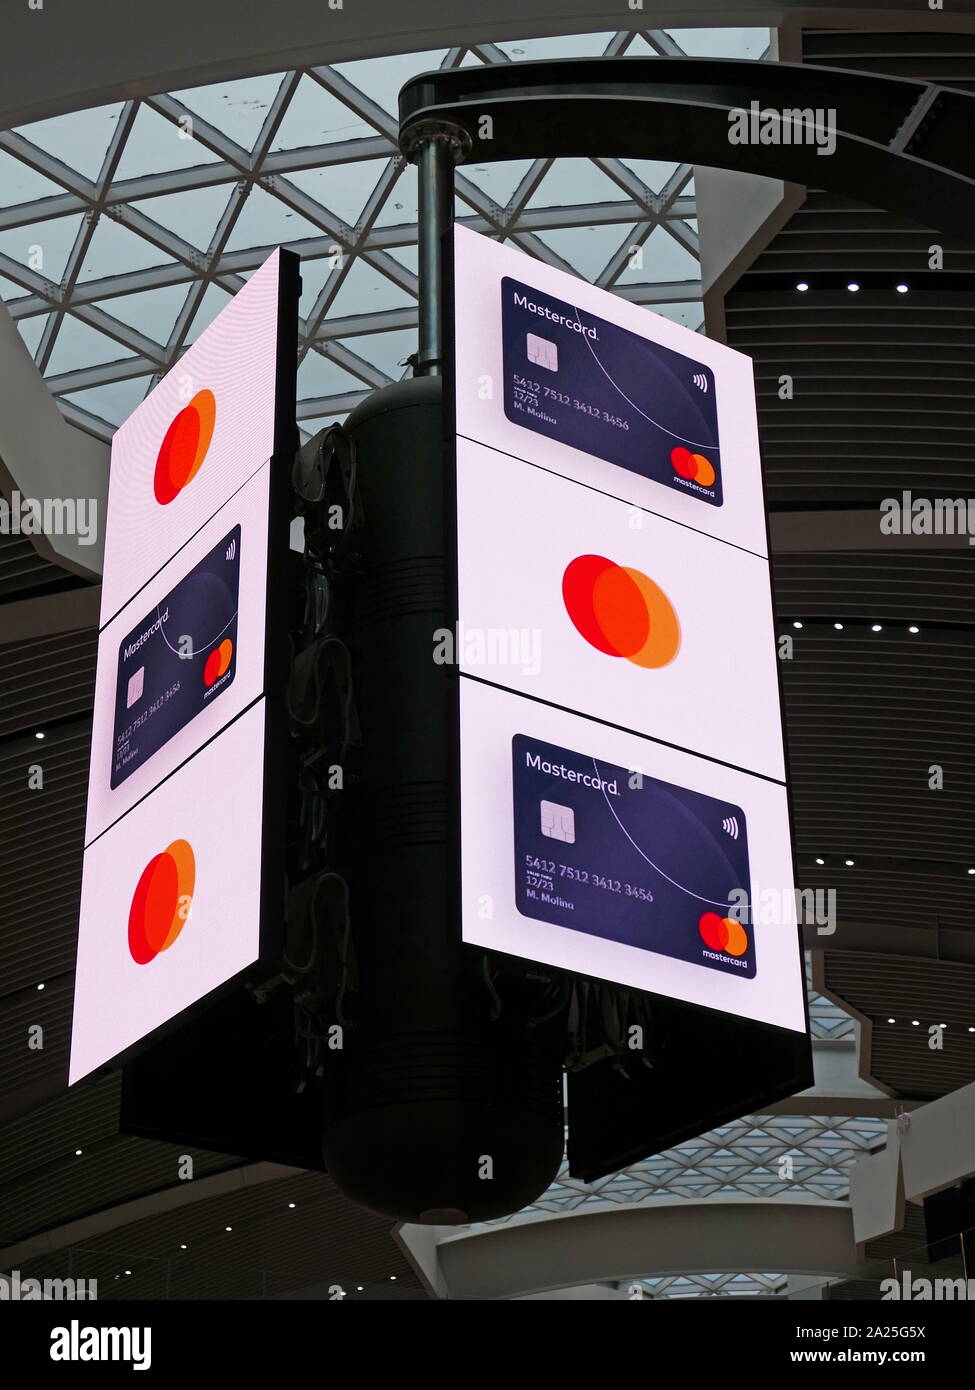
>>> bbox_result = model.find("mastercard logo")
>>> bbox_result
[153,389,216,506]
[671,446,716,488]
[203,638,233,688]
[698,911,748,958]
[562,554,681,669]
[128,839,196,965]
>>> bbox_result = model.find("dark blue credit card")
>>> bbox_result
[501,275,723,506]
[111,526,240,788]
[512,734,755,978]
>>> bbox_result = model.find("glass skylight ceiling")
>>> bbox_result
[0,26,768,441]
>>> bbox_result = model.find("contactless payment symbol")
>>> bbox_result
[562,553,681,668]
[154,389,216,505]
[128,839,195,965]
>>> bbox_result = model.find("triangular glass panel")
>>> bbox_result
[326,258,414,317]
[526,158,631,209]
[0,149,69,205]
[60,375,155,428]
[284,159,390,231]
[169,73,288,155]
[0,273,30,300]
[460,159,539,211]
[297,349,366,398]
[338,329,416,378]
[15,313,49,359]
[622,34,665,58]
[0,214,84,283]
[271,74,376,151]
[667,27,770,60]
[535,223,633,281]
[615,224,699,283]
[77,216,166,282]
[97,284,190,346]
[112,104,221,181]
[16,103,124,182]
[46,314,138,375]
[495,33,616,61]
[222,186,325,253]
[130,184,232,252]
[372,167,418,230]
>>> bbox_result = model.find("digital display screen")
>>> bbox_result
[459,680,804,1031]
[98,251,285,627]
[512,733,755,978]
[502,275,722,506]
[85,464,271,846]
[70,249,296,1084]
[455,437,785,782]
[453,223,768,559]
[111,523,239,789]
[451,227,805,1032]
[69,702,268,1084]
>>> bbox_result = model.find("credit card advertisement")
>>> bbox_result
[459,679,806,1032]
[502,275,722,506]
[452,224,769,557]
[513,734,755,977]
[111,524,239,788]
[85,464,271,846]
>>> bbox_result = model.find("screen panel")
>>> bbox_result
[450,225,805,1034]
[69,248,298,1084]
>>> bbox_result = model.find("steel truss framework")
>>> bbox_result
[0,28,748,442]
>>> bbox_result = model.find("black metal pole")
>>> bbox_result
[403,119,470,376]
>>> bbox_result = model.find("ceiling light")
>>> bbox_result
[75,1148,83,1156]
[390,1275,397,1281]
[225,1226,232,1232]
[793,620,803,629]
[36,982,44,990]
[845,859,855,866]
[834,622,844,630]
[896,283,909,293]
[180,1244,187,1250]
[888,1018,896,1024]
[969,1028,974,1034]
[125,1270,131,1276]
[912,1020,920,1026]
[847,282,860,292]
[34,731,44,740]
[909,625,920,634]
[871,624,882,632]
[796,281,809,292]
[968,869,975,876]
[288,1202,296,1209]
[815,857,825,865]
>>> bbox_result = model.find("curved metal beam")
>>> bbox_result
[6,4,975,133]
[402,1199,870,1299]
[400,56,975,242]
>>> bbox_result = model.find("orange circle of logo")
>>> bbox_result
[562,554,681,668]
[670,446,716,488]
[153,390,216,505]
[128,839,196,965]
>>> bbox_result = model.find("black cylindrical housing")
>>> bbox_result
[320,377,564,1223]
